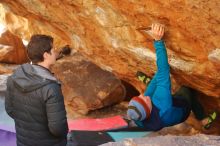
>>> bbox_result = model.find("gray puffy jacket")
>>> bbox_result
[5,63,68,146]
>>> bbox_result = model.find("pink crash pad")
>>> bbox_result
[68,116,128,131]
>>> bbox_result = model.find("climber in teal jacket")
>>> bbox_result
[127,23,217,131]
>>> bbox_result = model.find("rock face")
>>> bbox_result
[52,53,126,117]
[0,30,28,64]
[0,2,219,105]
[101,134,220,146]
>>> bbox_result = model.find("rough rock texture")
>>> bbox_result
[0,0,219,98]
[0,63,17,74]
[52,53,126,117]
[0,30,28,64]
[0,0,220,120]
[101,134,220,146]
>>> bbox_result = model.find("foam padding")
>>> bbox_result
[68,131,114,146]
[68,116,128,131]
[107,131,151,141]
[0,129,16,146]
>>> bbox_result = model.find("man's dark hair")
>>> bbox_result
[27,34,53,63]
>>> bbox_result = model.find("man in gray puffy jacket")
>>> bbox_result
[5,34,68,146]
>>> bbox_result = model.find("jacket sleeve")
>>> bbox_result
[44,83,68,137]
[5,77,14,118]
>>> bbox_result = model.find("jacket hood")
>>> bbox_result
[11,63,59,92]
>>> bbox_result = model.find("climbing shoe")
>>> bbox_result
[136,71,151,85]
[203,111,218,129]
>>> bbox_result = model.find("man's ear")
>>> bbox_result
[43,52,49,60]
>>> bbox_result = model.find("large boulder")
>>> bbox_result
[52,53,126,117]
[0,0,219,121]
[0,30,28,64]
[0,1,219,97]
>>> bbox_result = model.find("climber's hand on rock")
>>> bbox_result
[150,23,165,41]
